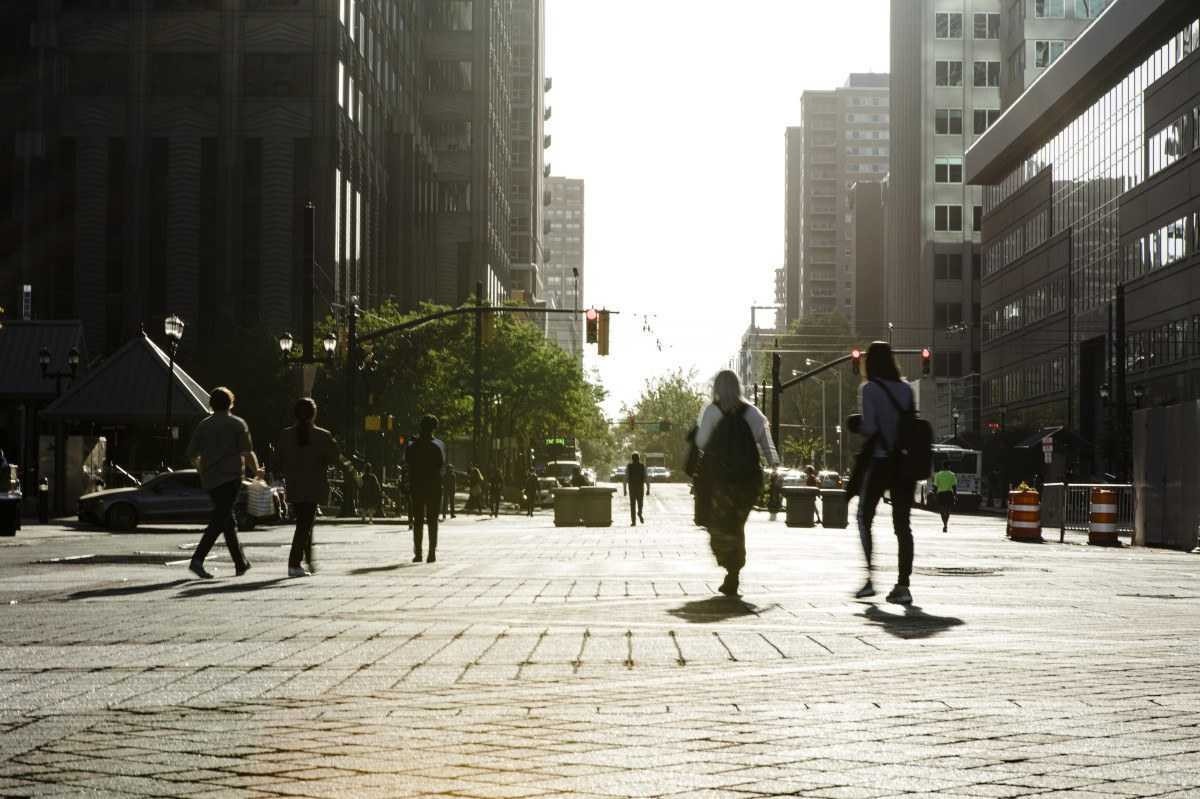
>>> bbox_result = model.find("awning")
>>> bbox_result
[40,334,209,426]
[0,320,88,400]
[1014,426,1092,451]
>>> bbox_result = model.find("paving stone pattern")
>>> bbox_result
[1,486,1198,797]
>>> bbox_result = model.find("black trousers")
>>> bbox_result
[289,501,317,569]
[412,486,442,556]
[936,492,955,527]
[442,486,456,518]
[856,458,915,586]
[705,481,756,576]
[193,479,247,570]
[628,490,645,524]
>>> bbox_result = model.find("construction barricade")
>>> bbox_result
[1007,488,1042,542]
[1088,487,1119,546]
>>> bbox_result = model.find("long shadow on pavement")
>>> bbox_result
[67,578,192,600]
[175,578,290,598]
[856,603,964,639]
[349,563,423,575]
[668,596,766,623]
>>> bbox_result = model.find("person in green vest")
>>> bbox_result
[932,460,958,533]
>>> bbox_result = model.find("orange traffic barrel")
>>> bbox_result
[1007,489,1042,542]
[1088,487,1119,546]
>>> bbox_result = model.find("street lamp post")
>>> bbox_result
[163,315,184,468]
[887,322,894,346]
[38,345,80,518]
[952,408,960,440]
[1133,384,1145,410]
[1099,383,1112,474]
[835,423,843,473]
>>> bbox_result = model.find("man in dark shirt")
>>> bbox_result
[404,415,444,563]
[524,469,540,517]
[624,453,649,526]
[442,462,456,520]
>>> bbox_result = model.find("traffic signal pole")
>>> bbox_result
[473,281,484,468]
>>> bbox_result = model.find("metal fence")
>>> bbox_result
[1041,483,1135,535]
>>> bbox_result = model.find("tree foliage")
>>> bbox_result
[620,369,707,471]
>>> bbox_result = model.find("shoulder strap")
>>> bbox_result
[870,378,914,412]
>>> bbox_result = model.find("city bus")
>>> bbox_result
[915,444,983,511]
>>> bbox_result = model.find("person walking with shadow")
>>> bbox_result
[185,387,259,579]
[359,462,382,524]
[844,341,921,605]
[466,463,484,514]
[487,465,502,517]
[405,415,444,563]
[276,398,340,577]
[442,462,457,520]
[695,370,780,597]
[624,452,649,526]
[524,469,540,517]
[932,460,958,533]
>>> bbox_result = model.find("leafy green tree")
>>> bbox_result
[621,369,707,472]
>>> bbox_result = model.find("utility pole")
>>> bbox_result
[345,296,359,457]
[770,353,781,453]
[473,280,484,467]
[302,202,315,363]
[1115,282,1127,477]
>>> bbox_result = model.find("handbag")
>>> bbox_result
[246,478,275,518]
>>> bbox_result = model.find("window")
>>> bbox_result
[426,60,472,92]
[1074,0,1106,17]
[935,205,963,232]
[973,12,1000,39]
[1195,106,1200,152]
[935,157,963,183]
[973,108,1002,134]
[935,108,963,135]
[935,12,962,39]
[935,302,964,328]
[150,54,220,96]
[1034,0,1065,18]
[1147,115,1188,176]
[242,54,312,98]
[935,252,963,280]
[973,61,1001,87]
[973,205,983,232]
[935,60,963,87]
[1034,40,1066,68]
[428,0,473,31]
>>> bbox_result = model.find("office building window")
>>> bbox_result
[935,60,963,87]
[935,12,962,39]
[1075,0,1108,17]
[973,60,1001,87]
[974,12,1000,39]
[1034,40,1067,68]
[973,108,1002,134]
[973,205,983,232]
[935,108,963,135]
[935,157,963,183]
[1147,114,1189,176]
[935,205,963,232]
[935,252,963,280]
[935,302,964,328]
[1034,0,1065,18]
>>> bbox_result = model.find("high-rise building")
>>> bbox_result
[788,74,889,328]
[886,0,1091,438]
[851,181,886,342]
[543,176,584,359]
[1000,0,1113,108]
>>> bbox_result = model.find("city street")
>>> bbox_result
[1,484,1198,798]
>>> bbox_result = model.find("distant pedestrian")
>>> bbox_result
[624,453,649,526]
[185,387,258,579]
[487,466,502,517]
[340,459,360,518]
[359,462,382,523]
[467,464,484,513]
[442,463,457,520]
[570,466,588,488]
[804,465,822,524]
[405,415,444,563]
[932,460,958,533]
[695,370,780,597]
[276,398,340,577]
[845,341,918,605]
[524,469,540,516]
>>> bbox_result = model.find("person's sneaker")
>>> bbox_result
[886,584,913,605]
[639,514,645,523]
[188,561,213,580]
[854,579,876,599]
[235,561,252,577]
[287,566,311,578]
[718,574,740,597]
[426,553,436,563]
[412,554,422,563]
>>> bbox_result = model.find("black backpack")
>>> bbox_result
[704,403,764,486]
[872,379,933,482]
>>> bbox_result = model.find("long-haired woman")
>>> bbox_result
[276,398,340,577]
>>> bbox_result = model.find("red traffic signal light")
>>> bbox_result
[921,347,932,376]
[850,348,862,374]
[586,308,598,343]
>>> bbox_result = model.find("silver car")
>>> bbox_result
[77,469,264,532]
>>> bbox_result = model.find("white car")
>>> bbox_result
[647,466,671,482]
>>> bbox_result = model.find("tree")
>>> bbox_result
[621,369,707,471]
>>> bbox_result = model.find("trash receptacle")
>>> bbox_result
[820,489,849,528]
[553,488,581,527]
[0,498,18,537]
[782,486,820,528]
[578,486,616,527]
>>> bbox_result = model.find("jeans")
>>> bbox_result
[412,486,442,556]
[628,491,645,524]
[856,458,915,586]
[192,479,247,570]
[705,481,756,576]
[289,501,317,569]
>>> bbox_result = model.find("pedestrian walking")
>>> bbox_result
[405,415,444,563]
[487,466,502,517]
[804,465,822,524]
[467,464,484,513]
[623,453,649,526]
[694,370,780,597]
[185,387,258,579]
[524,469,540,516]
[932,460,958,532]
[359,462,382,523]
[275,398,340,577]
[845,341,924,605]
[570,466,588,487]
[442,462,457,520]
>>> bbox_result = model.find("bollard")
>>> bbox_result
[1007,488,1042,542]
[1088,487,1119,546]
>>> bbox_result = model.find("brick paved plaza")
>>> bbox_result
[1,485,1198,798]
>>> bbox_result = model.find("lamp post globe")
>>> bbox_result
[163,314,184,345]
[1099,383,1111,402]
[278,332,295,356]
[322,333,338,358]
[38,347,51,374]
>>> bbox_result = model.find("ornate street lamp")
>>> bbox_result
[952,408,960,439]
[163,315,184,468]
[38,346,79,396]
[1133,384,1146,409]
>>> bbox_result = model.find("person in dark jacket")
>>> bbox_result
[524,469,540,516]
[276,398,340,577]
[359,462,382,523]
[405,415,444,563]
[487,466,502,517]
[442,463,456,520]
[623,453,650,526]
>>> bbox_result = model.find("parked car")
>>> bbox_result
[779,469,806,489]
[77,469,271,532]
[536,476,560,507]
[817,470,844,489]
[647,466,671,482]
[609,466,627,483]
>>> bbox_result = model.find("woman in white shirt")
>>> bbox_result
[695,370,780,597]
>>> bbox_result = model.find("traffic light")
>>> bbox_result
[921,347,932,376]
[850,347,862,374]
[585,308,598,343]
[597,310,610,356]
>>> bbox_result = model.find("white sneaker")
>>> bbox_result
[287,566,311,578]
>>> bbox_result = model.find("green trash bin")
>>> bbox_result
[578,486,616,527]
[553,488,581,527]
[783,486,820,528]
[820,489,849,529]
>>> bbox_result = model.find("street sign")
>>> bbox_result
[1042,435,1053,464]
[364,414,382,432]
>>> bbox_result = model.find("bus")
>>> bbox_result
[915,444,983,511]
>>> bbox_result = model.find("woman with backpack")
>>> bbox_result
[845,341,920,605]
[695,370,780,597]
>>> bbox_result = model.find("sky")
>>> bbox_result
[544,0,890,417]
